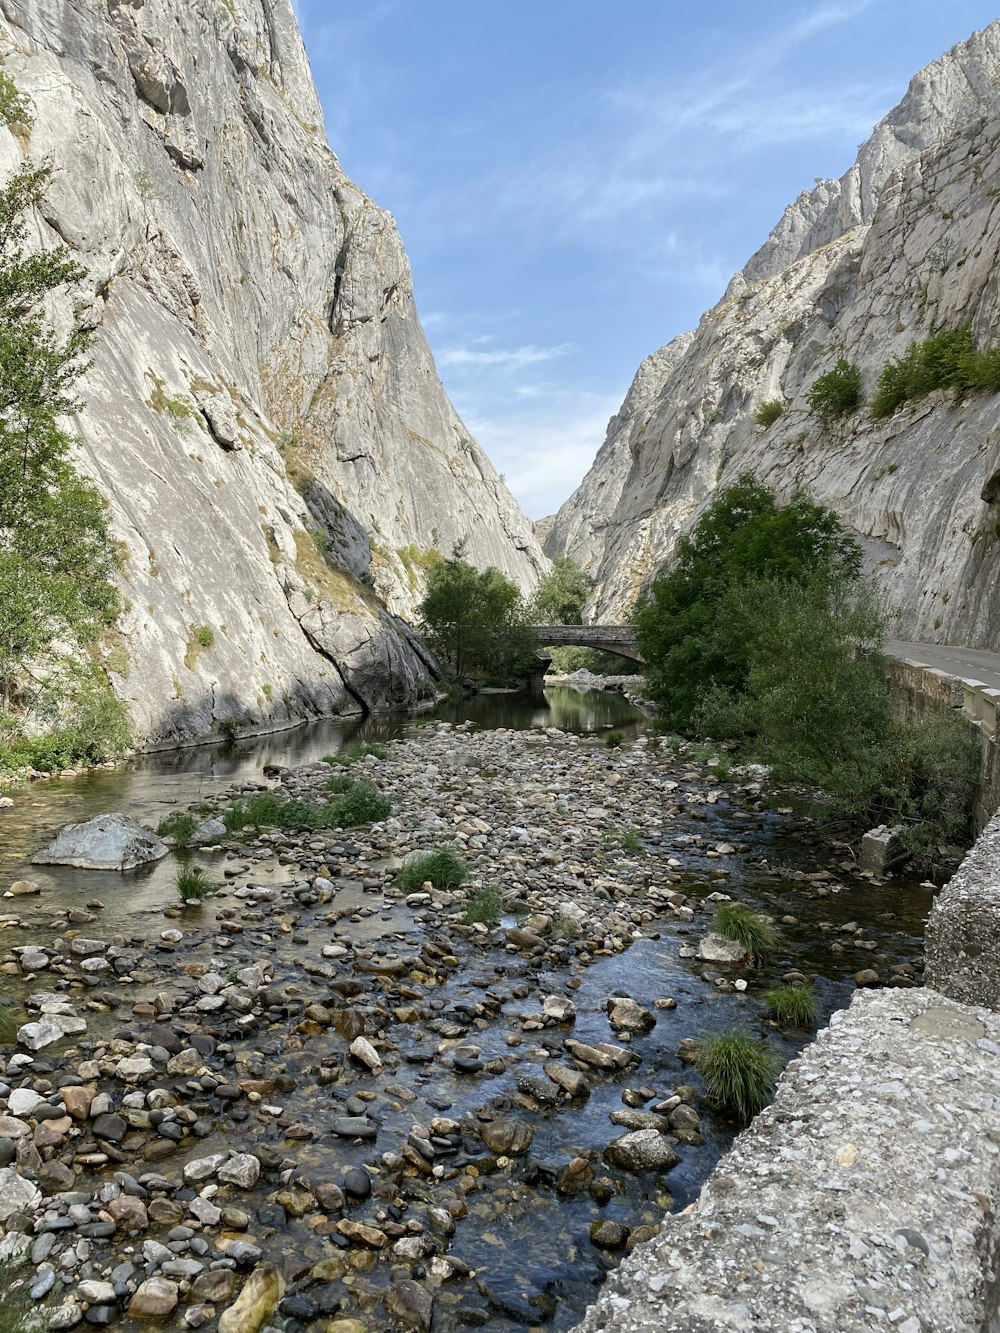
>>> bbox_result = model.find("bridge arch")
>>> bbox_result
[529,625,644,664]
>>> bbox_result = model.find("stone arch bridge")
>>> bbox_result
[529,625,643,664]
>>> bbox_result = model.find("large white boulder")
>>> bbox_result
[32,812,168,870]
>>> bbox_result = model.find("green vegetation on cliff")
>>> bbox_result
[633,476,977,859]
[0,164,128,773]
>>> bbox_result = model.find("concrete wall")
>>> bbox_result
[884,654,1000,832]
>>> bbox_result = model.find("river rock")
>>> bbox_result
[32,813,168,871]
[218,1264,285,1333]
[129,1277,179,1317]
[17,1015,87,1050]
[603,1129,681,1172]
[385,1278,433,1331]
[0,1167,41,1221]
[607,996,656,1033]
[696,932,747,963]
[349,1035,383,1072]
[479,1118,534,1155]
[218,1153,261,1189]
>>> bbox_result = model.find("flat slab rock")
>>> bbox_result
[570,988,1000,1333]
[32,812,168,871]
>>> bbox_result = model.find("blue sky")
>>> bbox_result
[292,1,999,519]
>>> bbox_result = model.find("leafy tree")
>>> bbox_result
[418,554,537,683]
[632,475,862,731]
[0,163,122,710]
[530,554,592,624]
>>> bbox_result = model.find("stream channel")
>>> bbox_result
[0,685,933,1332]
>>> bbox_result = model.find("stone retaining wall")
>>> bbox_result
[884,654,1000,831]
[571,990,1000,1333]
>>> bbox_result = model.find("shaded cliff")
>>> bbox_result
[546,20,1000,643]
[0,0,546,744]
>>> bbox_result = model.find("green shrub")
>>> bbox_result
[806,359,862,418]
[464,885,503,924]
[762,984,818,1028]
[219,715,248,741]
[0,70,32,127]
[633,476,864,734]
[528,554,593,625]
[713,902,779,962]
[604,730,624,749]
[397,846,470,891]
[752,399,786,430]
[327,777,392,827]
[177,864,209,902]
[326,740,389,766]
[156,811,198,848]
[195,625,215,648]
[874,711,979,861]
[696,1030,779,1121]
[326,773,355,794]
[871,327,978,418]
[0,675,132,775]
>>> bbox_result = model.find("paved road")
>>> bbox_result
[887,640,1000,692]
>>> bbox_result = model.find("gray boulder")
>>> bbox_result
[33,813,169,871]
[696,932,747,963]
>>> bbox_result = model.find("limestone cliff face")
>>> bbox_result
[0,0,545,744]
[547,20,1000,644]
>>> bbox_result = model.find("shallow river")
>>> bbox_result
[0,686,933,1332]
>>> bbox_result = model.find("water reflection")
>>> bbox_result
[433,685,642,734]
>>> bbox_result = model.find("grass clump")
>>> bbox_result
[326,773,355,794]
[397,846,470,891]
[0,1258,32,1333]
[601,826,644,853]
[0,998,18,1047]
[806,358,862,419]
[604,730,624,749]
[752,399,786,430]
[762,984,819,1029]
[177,864,210,903]
[696,1029,779,1122]
[328,778,392,827]
[464,885,503,924]
[223,782,391,832]
[195,625,215,648]
[713,902,779,962]
[325,740,390,766]
[156,811,198,848]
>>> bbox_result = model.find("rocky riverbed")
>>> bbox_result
[0,720,930,1331]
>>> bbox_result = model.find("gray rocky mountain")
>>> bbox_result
[1,0,545,744]
[545,20,1000,644]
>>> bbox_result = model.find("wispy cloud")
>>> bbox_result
[437,342,573,371]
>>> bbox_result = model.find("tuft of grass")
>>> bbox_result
[464,885,503,924]
[601,826,644,853]
[157,811,198,848]
[195,625,215,648]
[325,773,355,794]
[604,730,624,749]
[696,1029,779,1122]
[397,847,469,892]
[713,903,779,962]
[325,741,390,766]
[753,399,786,430]
[327,778,392,827]
[223,783,391,832]
[177,864,210,903]
[0,1258,32,1333]
[0,999,18,1047]
[762,984,819,1029]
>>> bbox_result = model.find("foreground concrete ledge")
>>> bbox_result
[926,810,1000,1006]
[571,989,1000,1333]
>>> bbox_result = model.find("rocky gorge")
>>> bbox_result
[0,713,929,1330]
[545,19,1000,645]
[0,0,545,747]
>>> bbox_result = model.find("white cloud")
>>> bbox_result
[437,342,573,371]
[463,394,626,519]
